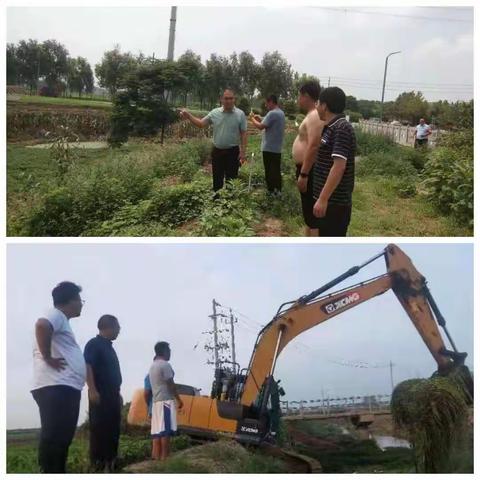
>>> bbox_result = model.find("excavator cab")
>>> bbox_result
[235,376,283,445]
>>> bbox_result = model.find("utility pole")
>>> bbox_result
[389,360,395,393]
[229,308,237,366]
[210,299,220,369]
[328,76,331,87]
[167,6,177,61]
[380,51,401,122]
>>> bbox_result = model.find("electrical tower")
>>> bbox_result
[204,299,238,372]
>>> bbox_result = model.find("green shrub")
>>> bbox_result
[147,179,209,228]
[197,180,258,236]
[26,155,155,236]
[355,129,396,156]
[420,136,473,226]
[27,187,81,236]
[346,110,362,123]
[395,176,418,198]
[357,152,418,178]
[154,140,209,181]
[282,99,298,119]
[398,147,426,172]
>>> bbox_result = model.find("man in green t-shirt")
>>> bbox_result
[179,89,248,191]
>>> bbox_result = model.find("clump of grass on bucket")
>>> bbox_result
[391,371,471,473]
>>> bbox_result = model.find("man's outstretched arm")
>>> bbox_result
[179,109,210,129]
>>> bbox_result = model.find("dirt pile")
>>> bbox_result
[123,439,286,473]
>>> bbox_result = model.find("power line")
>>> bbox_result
[318,7,472,24]
[317,76,473,88]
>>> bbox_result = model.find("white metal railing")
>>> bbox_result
[281,394,392,416]
[357,119,443,148]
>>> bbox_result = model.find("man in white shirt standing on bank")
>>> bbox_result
[414,118,432,148]
[31,281,87,473]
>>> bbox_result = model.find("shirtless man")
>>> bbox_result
[293,81,325,236]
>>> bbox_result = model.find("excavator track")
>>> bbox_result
[259,443,323,473]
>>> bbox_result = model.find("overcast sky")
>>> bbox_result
[7,243,473,429]
[6,6,473,102]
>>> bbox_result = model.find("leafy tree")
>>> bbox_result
[7,43,19,84]
[108,60,185,147]
[15,39,43,93]
[81,59,95,95]
[204,54,232,107]
[66,57,94,96]
[430,100,473,130]
[258,51,293,100]
[389,91,429,125]
[290,72,321,99]
[237,51,259,99]
[66,58,82,95]
[357,99,381,119]
[177,50,204,105]
[346,95,358,112]
[41,39,69,93]
[95,45,138,96]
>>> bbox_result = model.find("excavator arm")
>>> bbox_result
[240,244,466,407]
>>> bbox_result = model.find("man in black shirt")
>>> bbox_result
[84,315,122,472]
[312,87,356,236]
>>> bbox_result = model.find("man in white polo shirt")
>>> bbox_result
[31,281,86,473]
[414,118,432,148]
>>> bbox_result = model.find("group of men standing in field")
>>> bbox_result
[179,82,356,237]
[31,281,181,473]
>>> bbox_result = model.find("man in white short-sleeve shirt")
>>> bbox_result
[414,118,432,148]
[149,341,183,461]
[31,281,86,473]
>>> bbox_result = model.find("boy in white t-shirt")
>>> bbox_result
[31,281,86,473]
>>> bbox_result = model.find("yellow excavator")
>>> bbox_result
[128,244,472,445]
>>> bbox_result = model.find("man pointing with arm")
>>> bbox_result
[179,88,248,192]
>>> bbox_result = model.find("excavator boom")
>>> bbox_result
[240,244,461,407]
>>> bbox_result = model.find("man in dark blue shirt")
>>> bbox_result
[84,315,122,472]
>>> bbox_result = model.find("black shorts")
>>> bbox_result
[316,203,352,237]
[296,165,321,229]
[415,138,428,148]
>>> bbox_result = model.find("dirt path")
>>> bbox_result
[255,217,287,236]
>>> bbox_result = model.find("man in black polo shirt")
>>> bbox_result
[312,87,356,236]
[84,315,122,472]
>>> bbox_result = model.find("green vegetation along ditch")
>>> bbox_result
[7,129,472,237]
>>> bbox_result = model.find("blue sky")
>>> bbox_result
[7,242,473,429]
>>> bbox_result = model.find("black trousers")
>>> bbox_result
[89,392,121,469]
[31,385,81,473]
[263,151,282,192]
[414,138,428,148]
[295,165,321,229]
[316,203,352,237]
[211,146,240,191]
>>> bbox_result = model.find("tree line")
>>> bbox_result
[7,39,473,129]
[7,39,94,97]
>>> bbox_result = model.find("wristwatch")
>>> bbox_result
[299,172,309,178]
